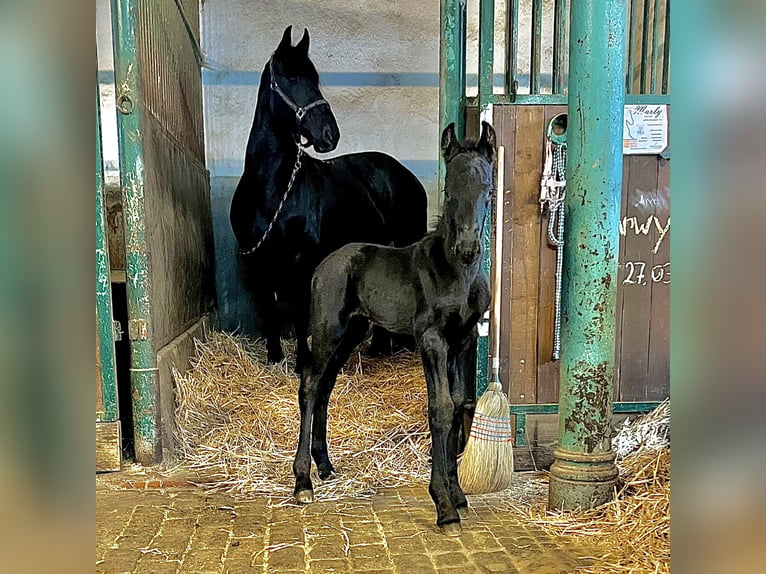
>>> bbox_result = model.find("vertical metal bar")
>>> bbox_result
[627,0,638,92]
[460,2,467,128]
[530,0,543,94]
[641,0,651,92]
[662,0,670,94]
[553,0,568,94]
[440,0,467,192]
[548,0,625,511]
[505,0,519,97]
[111,0,161,464]
[478,0,495,113]
[97,88,119,423]
[476,0,495,397]
[650,0,660,92]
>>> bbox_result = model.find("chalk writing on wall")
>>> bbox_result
[621,261,670,286]
[619,215,670,255]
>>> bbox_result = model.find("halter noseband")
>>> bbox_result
[269,60,329,130]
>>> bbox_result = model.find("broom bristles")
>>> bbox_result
[458,381,514,494]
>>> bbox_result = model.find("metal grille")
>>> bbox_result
[137,0,205,161]
[460,0,669,103]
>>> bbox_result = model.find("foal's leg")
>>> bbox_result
[311,317,369,480]
[421,328,462,535]
[293,365,319,503]
[447,331,477,517]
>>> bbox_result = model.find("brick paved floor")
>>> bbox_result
[97,471,595,573]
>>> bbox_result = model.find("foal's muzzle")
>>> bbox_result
[455,237,481,264]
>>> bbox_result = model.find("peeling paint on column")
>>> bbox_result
[548,0,626,511]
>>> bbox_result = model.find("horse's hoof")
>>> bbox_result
[295,489,314,504]
[440,522,462,537]
[318,469,336,482]
[457,506,468,520]
[267,351,284,364]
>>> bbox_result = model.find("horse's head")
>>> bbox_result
[267,26,340,153]
[440,121,496,265]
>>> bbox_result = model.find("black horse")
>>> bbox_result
[230,26,427,371]
[293,122,495,536]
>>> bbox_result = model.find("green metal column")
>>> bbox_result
[439,0,466,193]
[97,89,119,423]
[111,0,161,464]
[548,0,626,510]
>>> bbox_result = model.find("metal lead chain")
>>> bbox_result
[239,146,304,256]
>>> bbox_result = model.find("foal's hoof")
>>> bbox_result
[440,522,462,537]
[318,469,336,482]
[295,489,314,504]
[267,350,284,364]
[457,506,468,520]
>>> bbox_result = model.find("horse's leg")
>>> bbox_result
[447,331,477,518]
[367,325,392,357]
[311,316,369,480]
[259,283,284,364]
[293,365,319,503]
[458,330,478,454]
[421,328,462,535]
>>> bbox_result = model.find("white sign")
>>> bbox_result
[623,104,668,155]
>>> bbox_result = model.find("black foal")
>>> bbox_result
[293,122,495,535]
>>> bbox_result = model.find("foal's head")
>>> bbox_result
[440,121,496,265]
[267,26,340,153]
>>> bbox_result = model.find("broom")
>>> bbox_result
[458,145,514,494]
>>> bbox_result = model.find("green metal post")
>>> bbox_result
[530,0,543,94]
[111,0,161,463]
[548,0,626,511]
[439,0,467,194]
[97,88,119,423]
[552,0,568,94]
[476,0,495,397]
[641,0,651,92]
[650,0,660,93]
[661,0,670,94]
[505,0,519,98]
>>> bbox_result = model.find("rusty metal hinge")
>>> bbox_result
[112,320,123,342]
[128,319,150,341]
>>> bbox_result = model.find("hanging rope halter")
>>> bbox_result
[239,60,331,257]
[540,114,567,360]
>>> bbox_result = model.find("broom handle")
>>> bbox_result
[491,146,504,380]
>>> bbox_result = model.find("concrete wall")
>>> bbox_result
[202,0,444,333]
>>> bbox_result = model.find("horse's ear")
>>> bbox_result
[277,25,293,53]
[296,28,310,55]
[441,123,459,162]
[478,121,497,162]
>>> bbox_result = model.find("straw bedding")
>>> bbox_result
[513,401,671,573]
[173,331,432,501]
[175,332,669,571]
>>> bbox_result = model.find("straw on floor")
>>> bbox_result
[173,332,432,501]
[506,401,671,574]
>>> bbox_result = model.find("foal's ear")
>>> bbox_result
[477,121,497,162]
[441,123,460,162]
[296,28,310,55]
[277,25,293,52]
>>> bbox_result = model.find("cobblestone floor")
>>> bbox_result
[97,470,595,573]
